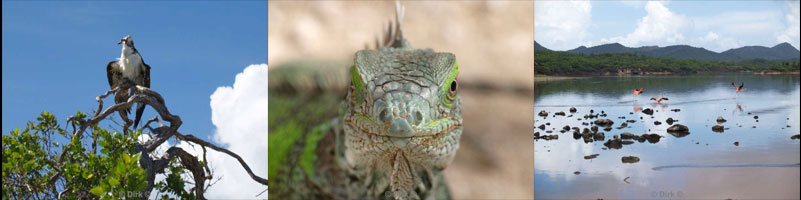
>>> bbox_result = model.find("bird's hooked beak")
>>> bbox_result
[117,35,132,45]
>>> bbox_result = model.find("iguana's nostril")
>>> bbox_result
[379,109,390,123]
[413,111,423,125]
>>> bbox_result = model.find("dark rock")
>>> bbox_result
[712,125,724,133]
[604,138,623,149]
[671,109,680,112]
[603,127,612,131]
[621,156,640,164]
[667,124,689,132]
[591,126,598,133]
[641,133,661,143]
[733,141,739,146]
[574,171,581,175]
[666,118,675,125]
[791,134,800,140]
[717,116,726,123]
[616,122,628,129]
[642,108,654,115]
[573,130,582,139]
[546,122,551,126]
[654,121,662,125]
[537,134,559,140]
[538,124,545,130]
[754,116,759,119]
[620,132,638,140]
[555,111,566,116]
[621,140,634,145]
[590,109,594,113]
[584,154,600,159]
[569,107,577,113]
[594,119,614,127]
[538,110,548,117]
[626,120,636,123]
[563,125,571,131]
[593,132,605,141]
[534,132,540,138]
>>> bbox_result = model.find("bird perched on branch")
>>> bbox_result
[107,35,151,129]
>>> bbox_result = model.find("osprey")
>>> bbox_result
[107,35,151,129]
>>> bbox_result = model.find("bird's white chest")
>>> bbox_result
[120,54,142,79]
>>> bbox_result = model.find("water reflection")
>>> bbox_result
[534,74,800,199]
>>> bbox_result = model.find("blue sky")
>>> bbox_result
[2,1,267,142]
[536,1,801,52]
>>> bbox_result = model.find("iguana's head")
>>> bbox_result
[344,48,462,171]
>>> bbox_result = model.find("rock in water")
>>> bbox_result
[538,110,548,117]
[555,111,566,116]
[667,124,689,132]
[621,156,640,163]
[641,133,661,143]
[620,132,638,140]
[569,107,577,113]
[584,154,600,159]
[712,125,724,133]
[792,134,801,140]
[733,141,739,146]
[717,116,726,123]
[642,108,654,115]
[667,124,690,137]
[594,119,614,127]
[666,117,675,125]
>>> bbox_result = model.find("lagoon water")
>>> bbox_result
[533,74,800,199]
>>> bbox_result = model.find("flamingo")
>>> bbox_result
[650,92,669,103]
[633,88,644,101]
[731,82,745,93]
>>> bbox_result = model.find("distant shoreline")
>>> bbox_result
[534,70,800,82]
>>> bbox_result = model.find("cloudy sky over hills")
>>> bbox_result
[535,1,800,52]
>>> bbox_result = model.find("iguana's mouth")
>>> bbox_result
[345,114,461,138]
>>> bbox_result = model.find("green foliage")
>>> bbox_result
[2,111,148,199]
[534,50,800,75]
[153,160,196,200]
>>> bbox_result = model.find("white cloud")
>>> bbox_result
[777,1,800,49]
[180,64,268,198]
[535,0,592,50]
[700,31,719,42]
[602,1,688,47]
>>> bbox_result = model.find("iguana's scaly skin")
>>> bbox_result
[269,3,461,200]
[339,47,461,199]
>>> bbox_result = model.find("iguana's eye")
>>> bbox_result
[440,61,459,108]
[448,79,458,98]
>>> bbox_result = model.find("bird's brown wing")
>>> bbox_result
[107,61,122,89]
[107,61,130,115]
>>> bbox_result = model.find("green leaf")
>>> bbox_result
[90,186,105,196]
[97,140,107,147]
[100,148,109,154]
[108,177,120,186]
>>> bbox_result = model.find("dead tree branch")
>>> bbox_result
[57,85,267,199]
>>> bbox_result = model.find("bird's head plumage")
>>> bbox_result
[118,35,134,48]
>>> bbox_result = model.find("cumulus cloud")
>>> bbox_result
[534,0,592,50]
[602,1,688,47]
[777,1,800,49]
[192,63,269,198]
[146,64,268,198]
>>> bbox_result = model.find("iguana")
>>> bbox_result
[269,2,462,199]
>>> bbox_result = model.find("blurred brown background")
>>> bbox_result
[268,1,534,198]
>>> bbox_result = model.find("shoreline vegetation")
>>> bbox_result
[534,50,800,76]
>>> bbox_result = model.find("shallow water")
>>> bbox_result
[533,74,800,199]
